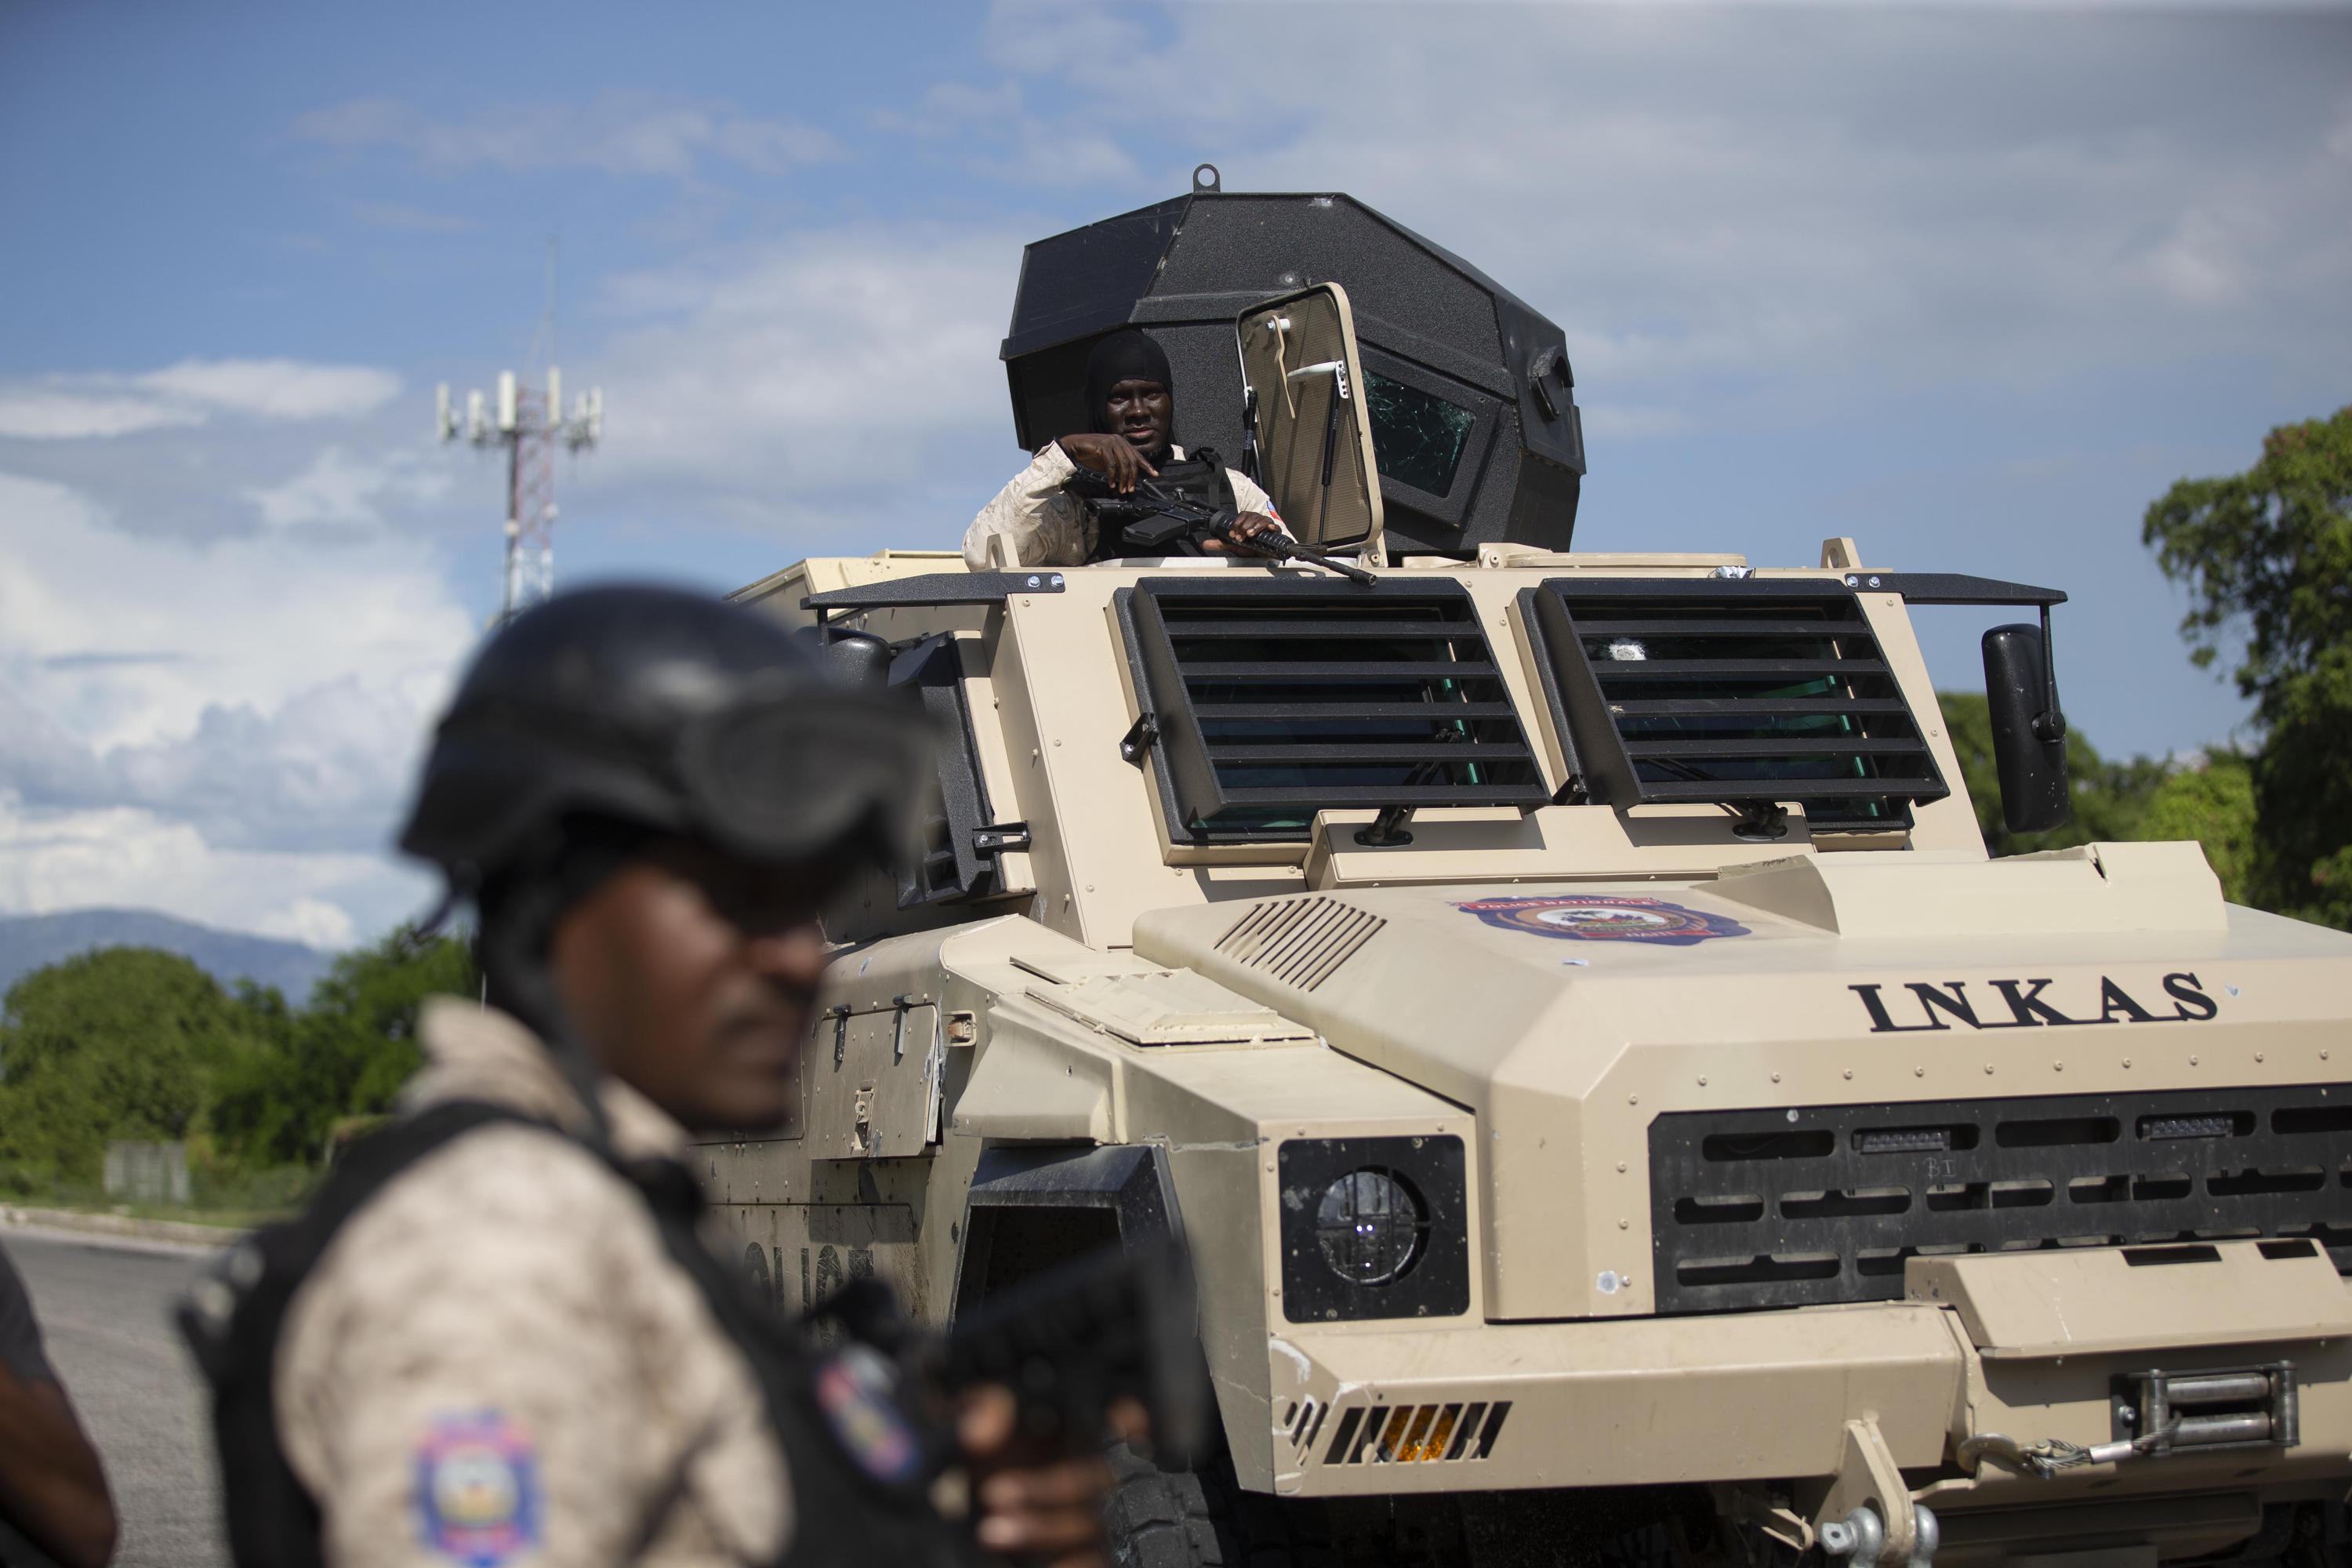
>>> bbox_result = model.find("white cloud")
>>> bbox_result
[247,445,452,530]
[0,359,401,441]
[879,81,1140,187]
[0,470,474,871]
[252,897,358,951]
[978,3,2352,404]
[95,674,441,852]
[983,0,1153,76]
[0,393,206,441]
[583,227,1022,533]
[293,93,840,179]
[134,359,402,422]
[0,795,427,950]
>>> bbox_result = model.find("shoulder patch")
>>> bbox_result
[415,1410,542,1566]
[814,1344,925,1486]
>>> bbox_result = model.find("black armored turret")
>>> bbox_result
[1000,169,1586,557]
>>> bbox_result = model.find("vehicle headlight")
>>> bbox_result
[1278,1135,1468,1323]
[1315,1169,1427,1285]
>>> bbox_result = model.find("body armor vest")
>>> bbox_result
[180,1102,980,1568]
[1083,445,1240,562]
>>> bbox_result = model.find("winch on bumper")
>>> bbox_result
[1259,1238,2352,1556]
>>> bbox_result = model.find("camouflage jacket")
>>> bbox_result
[274,998,792,1566]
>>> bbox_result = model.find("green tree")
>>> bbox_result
[2144,405,2352,928]
[1936,691,2166,857]
[2138,752,2258,905]
[0,949,273,1186]
[208,927,474,1166]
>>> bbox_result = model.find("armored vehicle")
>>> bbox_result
[705,181,2352,1565]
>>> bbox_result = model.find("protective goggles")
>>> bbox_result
[673,684,935,866]
[446,680,936,871]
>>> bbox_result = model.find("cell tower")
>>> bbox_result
[436,368,604,622]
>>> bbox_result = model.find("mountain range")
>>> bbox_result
[0,908,340,1004]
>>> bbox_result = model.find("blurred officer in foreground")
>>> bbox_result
[0,1243,115,1566]
[181,585,1127,1567]
[962,328,1289,569]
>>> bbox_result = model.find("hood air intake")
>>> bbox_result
[1523,577,1949,829]
[1116,577,1548,842]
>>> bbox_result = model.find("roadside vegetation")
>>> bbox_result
[0,929,472,1218]
[1940,402,2349,925]
[1935,696,2256,899]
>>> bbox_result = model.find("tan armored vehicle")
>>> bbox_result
[706,183,2352,1566]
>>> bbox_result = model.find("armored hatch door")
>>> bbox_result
[1236,283,1385,563]
[807,996,943,1159]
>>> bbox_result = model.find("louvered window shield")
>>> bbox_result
[1115,578,1549,842]
[1523,578,1947,830]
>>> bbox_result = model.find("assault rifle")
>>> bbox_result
[1066,469,1377,586]
[812,1241,1209,1508]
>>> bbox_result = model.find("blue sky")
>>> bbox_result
[2,1,2348,948]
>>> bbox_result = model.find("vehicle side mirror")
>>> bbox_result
[798,626,892,690]
[1981,624,2071,835]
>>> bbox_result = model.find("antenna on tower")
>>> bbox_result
[437,260,602,626]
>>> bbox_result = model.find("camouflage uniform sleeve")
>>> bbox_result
[276,1125,790,1567]
[963,443,1092,569]
[1229,470,1296,540]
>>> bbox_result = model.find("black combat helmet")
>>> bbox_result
[401,584,931,901]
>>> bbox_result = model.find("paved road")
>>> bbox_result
[5,1229,225,1568]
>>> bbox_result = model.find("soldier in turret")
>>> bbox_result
[963,329,1289,569]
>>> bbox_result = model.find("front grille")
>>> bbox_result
[1118,578,1548,840]
[1523,578,1947,829]
[1650,1087,2352,1312]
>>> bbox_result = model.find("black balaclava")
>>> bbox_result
[1085,329,1176,456]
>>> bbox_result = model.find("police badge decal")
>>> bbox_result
[1455,894,1750,946]
[414,1411,543,1566]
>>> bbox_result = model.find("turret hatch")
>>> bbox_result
[1236,284,1385,562]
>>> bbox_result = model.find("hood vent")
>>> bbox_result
[1524,578,1947,829]
[1117,577,1549,841]
[1216,897,1386,992]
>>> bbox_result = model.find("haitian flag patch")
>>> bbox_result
[814,1344,924,1487]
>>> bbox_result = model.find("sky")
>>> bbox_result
[1,1,2347,951]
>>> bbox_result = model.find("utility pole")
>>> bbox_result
[437,367,604,623]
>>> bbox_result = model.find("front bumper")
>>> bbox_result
[1258,1242,2352,1508]
[1265,1300,1963,1495]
